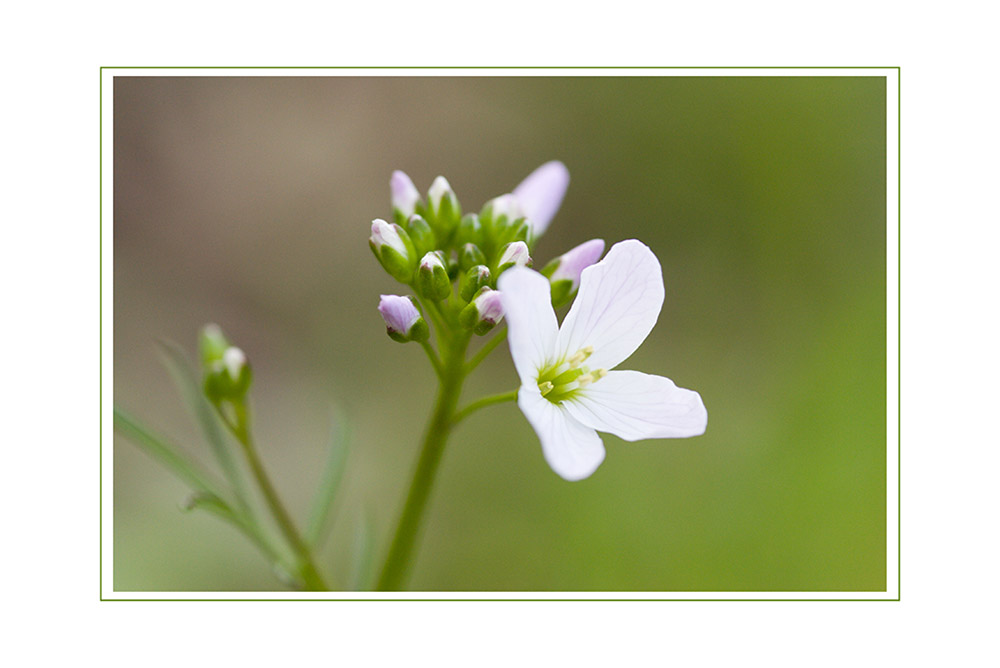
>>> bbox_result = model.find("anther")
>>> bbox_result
[539,381,554,396]
[567,346,594,368]
[576,368,607,388]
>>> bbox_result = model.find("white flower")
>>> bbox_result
[498,240,707,481]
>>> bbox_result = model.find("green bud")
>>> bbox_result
[459,243,487,271]
[199,323,230,369]
[427,176,461,244]
[406,215,436,258]
[370,218,417,283]
[416,251,452,301]
[507,219,530,245]
[455,214,483,248]
[459,264,491,302]
[203,345,253,402]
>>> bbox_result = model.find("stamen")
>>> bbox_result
[576,368,607,388]
[538,381,554,396]
[567,345,594,368]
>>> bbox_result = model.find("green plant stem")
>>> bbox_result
[228,404,329,592]
[453,389,519,425]
[466,328,508,372]
[376,332,471,591]
[419,340,443,378]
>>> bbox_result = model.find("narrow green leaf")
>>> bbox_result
[305,407,350,549]
[181,490,295,582]
[348,508,375,591]
[113,407,228,499]
[156,339,250,507]
[181,490,235,515]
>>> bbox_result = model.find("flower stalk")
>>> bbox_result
[376,331,472,591]
[222,401,329,591]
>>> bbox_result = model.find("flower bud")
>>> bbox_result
[204,345,252,402]
[378,295,429,343]
[512,160,569,238]
[459,264,491,302]
[541,238,605,307]
[483,193,524,226]
[369,218,416,283]
[459,287,504,335]
[406,214,436,257]
[459,243,487,271]
[391,170,421,222]
[454,214,483,248]
[497,240,532,273]
[199,323,230,368]
[416,251,452,301]
[427,176,461,242]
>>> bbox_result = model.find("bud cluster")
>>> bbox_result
[371,162,604,343]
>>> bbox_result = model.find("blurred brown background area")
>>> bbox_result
[113,75,886,591]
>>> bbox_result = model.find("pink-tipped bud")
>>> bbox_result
[551,239,605,291]
[390,170,421,217]
[377,295,428,343]
[512,161,570,236]
[498,241,531,270]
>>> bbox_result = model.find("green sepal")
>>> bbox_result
[458,299,479,330]
[386,329,409,343]
[370,234,416,284]
[203,359,252,403]
[199,325,230,368]
[429,193,461,246]
[539,256,560,278]
[458,286,499,334]
[408,318,430,343]
[506,219,530,245]
[459,265,491,302]
[550,278,575,308]
[416,251,452,301]
[459,243,487,271]
[446,251,460,281]
[473,320,496,336]
[406,215,436,257]
[455,214,483,248]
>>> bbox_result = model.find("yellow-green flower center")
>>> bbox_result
[537,346,607,404]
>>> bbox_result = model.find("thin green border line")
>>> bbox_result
[100,66,901,602]
[102,65,898,70]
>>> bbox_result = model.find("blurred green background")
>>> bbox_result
[113,75,886,591]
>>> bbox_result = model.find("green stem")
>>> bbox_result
[228,404,329,591]
[466,328,508,372]
[453,389,519,425]
[419,340,443,379]
[376,332,471,591]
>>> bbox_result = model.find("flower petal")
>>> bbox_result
[498,266,559,385]
[562,370,707,441]
[518,387,606,481]
[512,161,570,236]
[556,239,665,371]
